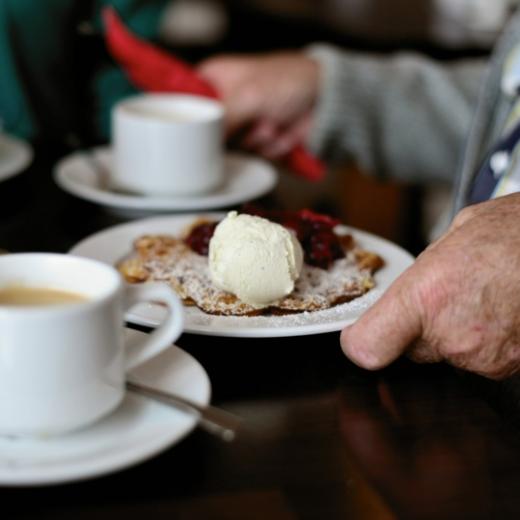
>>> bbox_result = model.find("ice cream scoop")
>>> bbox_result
[208,211,303,308]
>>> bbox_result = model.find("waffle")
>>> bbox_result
[118,221,384,316]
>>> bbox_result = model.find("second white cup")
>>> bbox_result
[112,94,225,196]
[0,253,184,437]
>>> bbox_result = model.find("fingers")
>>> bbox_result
[197,53,317,143]
[241,114,313,159]
[196,56,259,134]
[243,120,294,159]
[260,114,313,160]
[242,120,277,149]
[340,275,423,370]
[196,55,244,89]
[407,338,443,364]
[448,350,520,380]
[222,93,259,135]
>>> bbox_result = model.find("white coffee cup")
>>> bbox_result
[0,253,184,437]
[112,93,225,196]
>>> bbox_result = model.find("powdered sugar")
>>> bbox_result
[185,286,383,328]
[127,235,377,316]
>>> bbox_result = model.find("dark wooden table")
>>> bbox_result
[2,147,520,520]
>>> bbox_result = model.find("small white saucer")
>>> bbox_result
[54,147,278,214]
[0,329,211,487]
[0,133,33,182]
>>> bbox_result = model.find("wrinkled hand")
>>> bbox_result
[197,52,320,159]
[341,193,520,379]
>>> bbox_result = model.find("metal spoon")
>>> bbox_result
[126,380,241,442]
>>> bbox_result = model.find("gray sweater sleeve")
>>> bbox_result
[306,44,487,184]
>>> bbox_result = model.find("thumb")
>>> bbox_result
[340,277,422,370]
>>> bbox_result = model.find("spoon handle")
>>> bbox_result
[126,380,241,442]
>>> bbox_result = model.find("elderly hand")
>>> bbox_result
[341,193,520,380]
[197,52,320,159]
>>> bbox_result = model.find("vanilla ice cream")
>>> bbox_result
[208,211,303,308]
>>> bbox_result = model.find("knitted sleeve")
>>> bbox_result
[307,44,487,184]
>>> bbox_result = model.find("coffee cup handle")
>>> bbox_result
[122,283,184,371]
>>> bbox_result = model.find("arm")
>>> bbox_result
[308,45,487,184]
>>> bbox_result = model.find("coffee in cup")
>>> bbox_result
[0,253,184,437]
[0,285,88,306]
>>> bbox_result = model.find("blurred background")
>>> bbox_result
[157,0,509,252]
[8,0,515,252]
[162,0,509,54]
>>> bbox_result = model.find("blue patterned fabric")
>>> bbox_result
[469,43,520,204]
[469,117,520,204]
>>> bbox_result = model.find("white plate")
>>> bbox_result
[70,213,415,338]
[0,329,211,486]
[0,133,33,182]
[54,147,277,213]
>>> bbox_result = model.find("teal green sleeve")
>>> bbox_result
[0,2,34,138]
[0,0,73,139]
[0,0,167,142]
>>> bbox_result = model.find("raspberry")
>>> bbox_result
[184,222,217,256]
[303,230,344,269]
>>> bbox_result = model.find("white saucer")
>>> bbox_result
[0,133,33,182]
[0,329,211,487]
[54,147,278,214]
